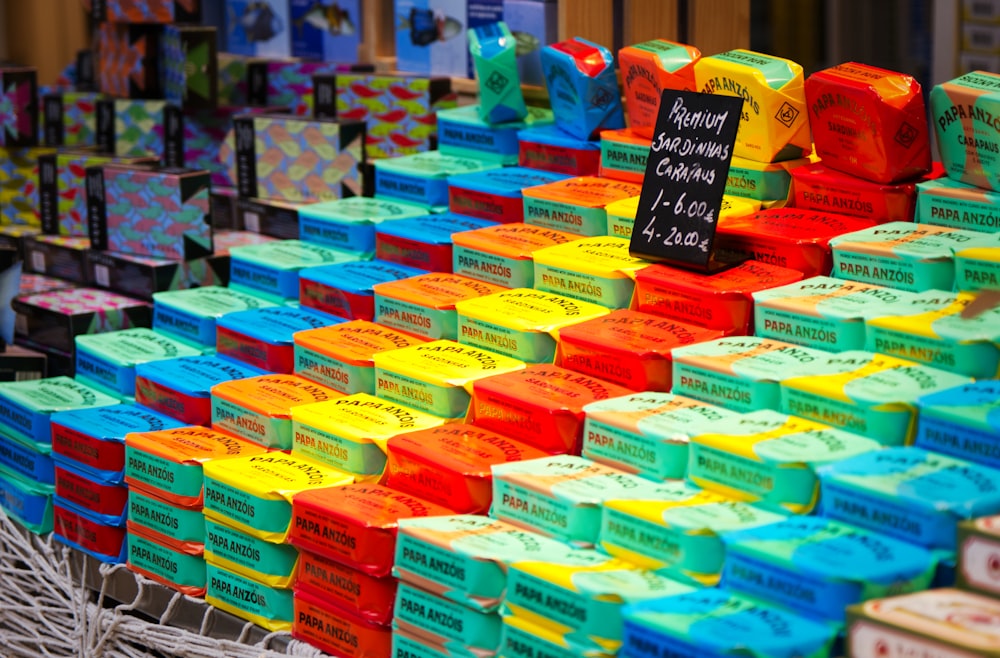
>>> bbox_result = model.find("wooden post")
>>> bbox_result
[622,0,680,46]
[6,0,89,86]
[360,0,396,71]
[687,0,750,55]
[558,0,616,47]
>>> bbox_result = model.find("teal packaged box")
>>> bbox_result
[620,589,836,658]
[447,166,569,225]
[779,350,972,447]
[469,21,527,124]
[128,488,206,548]
[500,616,606,658]
[215,305,342,374]
[374,152,501,209]
[394,514,568,612]
[818,447,1000,551]
[829,222,982,292]
[75,328,202,398]
[504,546,693,654]
[49,403,184,484]
[0,377,119,447]
[955,231,1000,292]
[298,196,428,255]
[917,177,1000,232]
[205,517,299,588]
[687,409,881,515]
[582,392,739,481]
[491,455,682,545]
[205,562,294,632]
[437,105,554,165]
[931,70,1000,192]
[865,289,1000,379]
[373,273,506,341]
[153,286,276,348]
[376,212,496,273]
[0,432,55,486]
[517,125,603,176]
[394,580,502,655]
[753,275,915,352]
[722,516,937,625]
[915,380,1000,468]
[128,530,206,595]
[229,240,360,304]
[522,176,642,238]
[299,259,425,321]
[540,38,625,140]
[600,487,785,587]
[0,464,54,534]
[671,336,830,414]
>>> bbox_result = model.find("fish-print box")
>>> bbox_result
[86,164,213,261]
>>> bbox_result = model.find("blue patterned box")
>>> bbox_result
[114,99,166,159]
[0,67,39,147]
[40,92,101,148]
[161,26,218,110]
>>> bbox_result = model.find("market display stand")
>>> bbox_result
[0,508,329,657]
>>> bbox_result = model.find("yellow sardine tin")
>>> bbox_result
[605,195,761,240]
[533,237,651,309]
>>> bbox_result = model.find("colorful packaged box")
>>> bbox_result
[127,528,206,597]
[134,355,266,426]
[517,124,603,176]
[830,222,981,292]
[805,62,931,183]
[931,70,1000,192]
[334,72,457,160]
[598,128,652,183]
[470,364,632,453]
[694,49,811,163]
[13,288,151,354]
[791,162,927,224]
[96,22,162,98]
[500,614,607,658]
[752,275,916,352]
[846,589,1000,658]
[469,21,526,124]
[917,177,1000,232]
[780,350,972,446]
[0,67,38,147]
[607,194,761,242]
[161,25,217,110]
[373,273,506,341]
[716,208,877,277]
[300,259,425,321]
[50,403,183,485]
[448,167,569,225]
[74,328,201,399]
[722,154,810,202]
[203,452,354,543]
[819,446,1000,550]
[437,105,554,165]
[601,485,784,586]
[375,212,496,272]
[294,590,394,658]
[21,235,91,283]
[621,589,836,658]
[289,483,451,576]
[0,150,49,226]
[298,196,429,255]
[215,306,341,374]
[53,503,127,563]
[957,516,1000,597]
[558,310,723,392]
[865,289,1000,379]
[111,99,168,159]
[522,177,642,238]
[206,561,293,632]
[374,151,500,209]
[456,288,610,363]
[540,38,625,140]
[505,546,693,652]
[152,286,276,349]
[394,580,503,653]
[88,0,202,23]
[211,373,341,451]
[295,547,398,626]
[451,223,577,289]
[618,39,700,139]
[231,196,303,240]
[633,259,804,335]
[373,340,524,419]
[533,236,649,309]
[229,239,359,303]
[385,424,547,514]
[290,392,446,476]
[582,392,738,481]
[294,320,427,395]
[127,487,206,553]
[54,463,128,525]
[16,273,72,297]
[204,516,298,587]
[688,409,881,514]
[125,425,267,507]
[0,465,53,534]
[0,430,55,487]
[234,113,365,203]
[915,380,1000,468]
[491,455,669,545]
[86,250,222,301]
[722,516,937,625]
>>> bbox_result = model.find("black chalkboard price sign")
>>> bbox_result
[629,89,743,272]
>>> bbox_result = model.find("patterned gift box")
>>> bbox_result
[22,235,92,284]
[84,0,201,23]
[161,26,218,110]
[234,113,366,203]
[165,105,269,188]
[97,22,163,99]
[0,147,53,227]
[331,73,456,159]
[114,100,166,160]
[40,92,102,148]
[1,67,39,147]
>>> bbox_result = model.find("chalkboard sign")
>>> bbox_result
[628,89,743,272]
